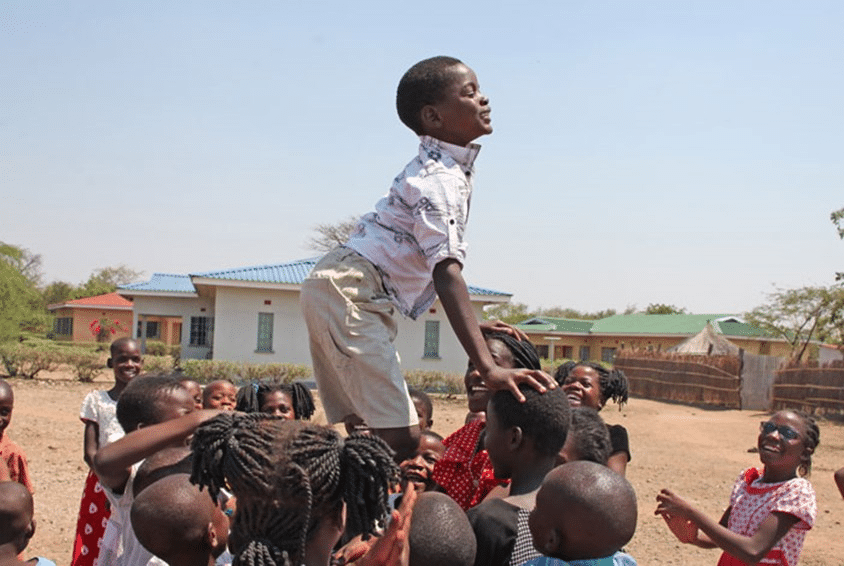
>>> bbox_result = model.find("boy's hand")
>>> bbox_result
[479,319,530,342]
[481,366,556,402]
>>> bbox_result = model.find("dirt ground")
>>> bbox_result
[7,370,844,566]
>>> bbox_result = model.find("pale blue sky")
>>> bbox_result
[3,1,842,314]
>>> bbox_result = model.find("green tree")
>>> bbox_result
[483,302,536,324]
[833,206,844,281]
[644,303,687,315]
[42,280,78,306]
[745,285,844,362]
[305,215,361,253]
[0,244,48,341]
[77,265,144,298]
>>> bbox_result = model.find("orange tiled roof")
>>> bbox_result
[49,292,133,310]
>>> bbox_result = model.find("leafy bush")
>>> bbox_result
[0,342,62,379]
[143,355,176,375]
[180,360,312,385]
[65,349,106,382]
[144,341,169,357]
[404,369,464,395]
[170,345,181,365]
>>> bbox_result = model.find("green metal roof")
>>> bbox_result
[589,314,737,335]
[516,317,595,334]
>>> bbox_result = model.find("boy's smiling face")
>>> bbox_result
[424,63,491,146]
[0,387,13,435]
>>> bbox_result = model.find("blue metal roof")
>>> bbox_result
[119,273,196,293]
[120,259,511,297]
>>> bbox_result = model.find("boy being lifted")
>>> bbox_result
[301,56,554,459]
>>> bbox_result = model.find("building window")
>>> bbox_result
[54,317,73,335]
[601,347,616,363]
[562,345,573,359]
[579,346,591,361]
[190,317,213,347]
[536,345,549,359]
[423,321,440,358]
[137,321,160,339]
[256,313,274,352]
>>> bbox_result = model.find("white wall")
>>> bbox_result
[130,295,215,360]
[208,285,485,375]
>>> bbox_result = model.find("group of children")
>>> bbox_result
[0,54,830,566]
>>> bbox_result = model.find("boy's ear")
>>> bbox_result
[107,358,114,369]
[205,521,218,549]
[420,105,443,132]
[509,426,523,450]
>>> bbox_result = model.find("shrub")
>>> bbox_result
[144,341,168,357]
[239,363,311,383]
[170,345,181,365]
[179,360,312,385]
[404,369,464,395]
[0,343,62,379]
[143,355,175,375]
[65,349,106,382]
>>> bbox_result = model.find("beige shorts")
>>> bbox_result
[300,247,416,429]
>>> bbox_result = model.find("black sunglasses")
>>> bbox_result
[760,421,800,441]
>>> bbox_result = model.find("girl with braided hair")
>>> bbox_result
[235,381,316,420]
[554,361,631,476]
[190,412,413,566]
[656,409,819,566]
[432,330,545,510]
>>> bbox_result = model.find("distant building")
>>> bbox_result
[118,258,511,374]
[517,313,792,363]
[47,292,134,343]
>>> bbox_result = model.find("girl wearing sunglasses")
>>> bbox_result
[655,409,819,566]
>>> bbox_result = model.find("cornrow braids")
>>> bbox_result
[189,414,399,566]
[483,331,541,370]
[795,410,820,477]
[235,381,316,420]
[554,361,630,408]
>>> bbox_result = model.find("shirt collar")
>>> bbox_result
[419,135,481,173]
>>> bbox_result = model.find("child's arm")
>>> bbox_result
[656,488,799,562]
[93,409,220,493]
[0,459,10,482]
[83,420,99,469]
[834,467,844,499]
[433,259,555,401]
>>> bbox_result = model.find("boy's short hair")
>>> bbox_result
[0,480,33,545]
[565,406,612,465]
[396,56,463,135]
[110,337,139,358]
[408,388,433,422]
[131,473,225,563]
[409,492,476,566]
[542,461,637,560]
[490,384,570,457]
[117,374,185,433]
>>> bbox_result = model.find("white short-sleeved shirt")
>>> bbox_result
[80,390,125,447]
[725,467,816,566]
[345,135,480,319]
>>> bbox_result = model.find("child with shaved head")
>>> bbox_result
[523,461,638,566]
[0,481,56,565]
[0,380,33,494]
[131,474,228,566]
[409,492,476,566]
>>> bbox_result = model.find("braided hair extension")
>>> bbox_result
[483,331,541,370]
[189,414,400,566]
[553,361,630,408]
[235,381,316,420]
[794,410,820,477]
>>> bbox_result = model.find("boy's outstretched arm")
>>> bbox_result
[433,259,555,401]
[93,409,221,493]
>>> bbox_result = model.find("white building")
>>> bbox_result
[118,258,511,374]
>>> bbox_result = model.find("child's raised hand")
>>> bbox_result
[482,366,556,402]
[352,483,417,566]
[655,488,696,521]
[479,319,530,342]
[660,512,699,544]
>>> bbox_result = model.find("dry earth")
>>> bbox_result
[7,370,844,565]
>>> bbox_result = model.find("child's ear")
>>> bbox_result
[509,426,523,450]
[107,358,114,369]
[420,105,443,131]
[205,521,218,549]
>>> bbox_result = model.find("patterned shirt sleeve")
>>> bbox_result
[774,478,817,530]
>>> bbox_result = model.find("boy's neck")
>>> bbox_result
[507,454,557,497]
